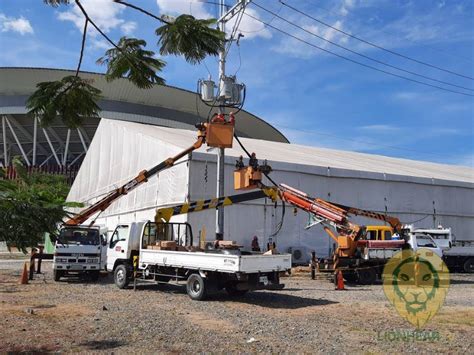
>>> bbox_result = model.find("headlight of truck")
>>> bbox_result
[55,258,67,263]
[87,258,99,263]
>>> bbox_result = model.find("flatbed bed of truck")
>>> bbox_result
[139,249,291,274]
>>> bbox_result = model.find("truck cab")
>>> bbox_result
[365,225,394,241]
[53,225,108,281]
[411,226,452,250]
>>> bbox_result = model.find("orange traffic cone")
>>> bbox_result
[19,261,29,285]
[335,270,345,291]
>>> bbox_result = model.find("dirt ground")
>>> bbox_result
[0,258,473,353]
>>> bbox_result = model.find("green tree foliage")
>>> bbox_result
[26,76,101,128]
[29,1,225,128]
[0,158,82,253]
[97,37,166,89]
[156,15,225,64]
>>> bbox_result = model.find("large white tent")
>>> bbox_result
[67,119,474,260]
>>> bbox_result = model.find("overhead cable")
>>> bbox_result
[279,0,474,81]
[253,2,474,92]
[244,11,474,97]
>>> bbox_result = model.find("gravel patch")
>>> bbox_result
[0,261,473,353]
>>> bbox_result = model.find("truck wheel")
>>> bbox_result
[342,271,358,283]
[114,264,130,289]
[463,258,474,273]
[186,274,207,301]
[53,269,63,282]
[357,268,377,285]
[225,283,248,297]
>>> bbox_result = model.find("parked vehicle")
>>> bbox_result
[106,221,291,300]
[53,225,108,281]
[413,226,474,273]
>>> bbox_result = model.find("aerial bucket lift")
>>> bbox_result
[205,113,235,148]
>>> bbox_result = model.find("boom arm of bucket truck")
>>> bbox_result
[65,120,236,226]
[155,172,402,258]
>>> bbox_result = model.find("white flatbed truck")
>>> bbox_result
[53,225,108,281]
[106,221,291,300]
[414,226,474,273]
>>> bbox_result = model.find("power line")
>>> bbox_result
[307,1,473,65]
[243,12,474,97]
[252,2,473,92]
[239,2,283,34]
[279,0,474,81]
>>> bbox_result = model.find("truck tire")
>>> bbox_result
[186,274,207,301]
[225,283,248,297]
[342,271,358,283]
[53,269,63,282]
[357,268,377,285]
[463,258,474,273]
[114,264,130,289]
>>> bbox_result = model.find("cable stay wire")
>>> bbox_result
[244,12,474,97]
[278,0,474,81]
[252,2,473,92]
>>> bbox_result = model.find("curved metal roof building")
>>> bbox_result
[0,67,288,168]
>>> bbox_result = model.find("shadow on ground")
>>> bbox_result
[448,278,474,285]
[217,292,339,309]
[79,339,127,350]
[131,282,338,308]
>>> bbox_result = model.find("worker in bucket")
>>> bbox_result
[249,152,258,169]
[235,155,244,169]
[251,236,261,252]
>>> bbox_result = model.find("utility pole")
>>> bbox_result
[215,0,250,240]
[215,0,226,240]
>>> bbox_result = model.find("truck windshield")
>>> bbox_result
[427,233,449,240]
[59,229,100,245]
[415,234,437,248]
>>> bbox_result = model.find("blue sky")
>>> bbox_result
[1,0,473,167]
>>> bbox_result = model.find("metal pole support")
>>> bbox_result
[133,255,138,291]
[36,246,44,274]
[311,251,316,280]
[29,249,36,280]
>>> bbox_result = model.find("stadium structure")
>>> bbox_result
[0,67,287,169]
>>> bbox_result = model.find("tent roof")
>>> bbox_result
[103,119,474,185]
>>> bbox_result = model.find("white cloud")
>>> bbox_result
[156,0,212,19]
[229,7,271,40]
[156,1,270,40]
[392,91,422,100]
[121,21,137,35]
[272,20,348,59]
[88,38,111,51]
[0,14,34,35]
[340,0,356,17]
[445,153,474,168]
[358,124,401,133]
[57,0,126,36]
